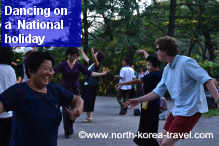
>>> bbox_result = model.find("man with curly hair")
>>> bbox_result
[125,36,219,146]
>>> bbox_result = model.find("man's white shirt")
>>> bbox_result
[0,64,17,118]
[119,66,135,90]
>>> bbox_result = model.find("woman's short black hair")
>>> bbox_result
[96,50,105,62]
[65,47,79,57]
[146,55,161,68]
[0,47,13,65]
[25,51,54,78]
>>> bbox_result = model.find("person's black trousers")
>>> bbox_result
[0,118,12,146]
[62,106,74,136]
[134,105,160,146]
[62,88,80,136]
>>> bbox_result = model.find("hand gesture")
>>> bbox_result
[91,48,94,54]
[78,48,83,53]
[124,98,140,110]
[102,70,108,75]
[136,49,146,54]
[65,108,80,121]
[115,83,123,90]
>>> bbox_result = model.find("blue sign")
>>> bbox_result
[1,0,81,47]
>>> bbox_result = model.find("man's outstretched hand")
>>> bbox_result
[136,50,146,54]
[124,98,141,110]
[115,83,123,91]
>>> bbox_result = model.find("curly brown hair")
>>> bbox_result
[155,36,178,56]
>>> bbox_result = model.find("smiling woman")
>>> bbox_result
[25,52,55,92]
[24,51,55,89]
[0,51,84,146]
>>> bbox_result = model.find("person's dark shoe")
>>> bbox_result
[70,129,74,135]
[65,134,70,139]
[119,109,127,115]
[134,108,141,116]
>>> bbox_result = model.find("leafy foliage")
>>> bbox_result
[5,0,219,95]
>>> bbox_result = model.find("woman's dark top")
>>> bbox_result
[54,61,92,89]
[84,60,101,87]
[141,71,162,107]
[0,82,74,146]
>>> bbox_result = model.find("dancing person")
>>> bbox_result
[78,48,105,123]
[0,47,17,146]
[116,54,161,146]
[11,47,37,82]
[124,36,219,146]
[0,51,84,146]
[114,58,135,115]
[54,47,107,138]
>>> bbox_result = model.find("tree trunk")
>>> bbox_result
[82,0,89,66]
[187,39,197,57]
[128,47,134,64]
[82,0,89,55]
[168,0,176,37]
[202,27,216,61]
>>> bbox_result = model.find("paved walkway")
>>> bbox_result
[58,96,219,146]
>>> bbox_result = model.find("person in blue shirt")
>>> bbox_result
[124,36,219,146]
[0,51,84,146]
[117,53,162,146]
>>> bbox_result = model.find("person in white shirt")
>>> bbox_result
[0,47,17,146]
[114,58,135,115]
[11,47,37,82]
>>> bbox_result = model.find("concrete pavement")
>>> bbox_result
[57,96,219,146]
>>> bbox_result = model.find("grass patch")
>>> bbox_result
[202,109,219,118]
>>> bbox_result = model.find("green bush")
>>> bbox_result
[199,61,219,79]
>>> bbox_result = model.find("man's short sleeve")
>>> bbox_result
[184,59,212,84]
[0,85,20,111]
[153,72,167,97]
[56,86,74,106]
[119,68,125,78]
